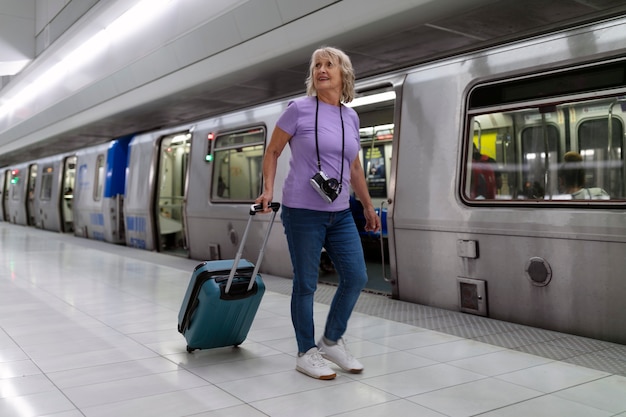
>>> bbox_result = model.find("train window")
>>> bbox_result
[520,124,559,199]
[39,166,54,201]
[210,127,265,202]
[94,154,105,201]
[578,117,624,197]
[466,60,626,204]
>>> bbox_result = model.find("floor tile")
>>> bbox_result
[332,399,448,416]
[476,394,613,417]
[249,381,398,417]
[0,360,42,379]
[46,357,181,389]
[371,330,463,351]
[217,369,348,403]
[81,385,242,417]
[448,348,553,376]
[407,338,505,362]
[553,375,626,414]
[361,363,486,398]
[495,360,610,393]
[189,352,295,383]
[63,369,210,408]
[0,374,58,398]
[407,377,542,417]
[0,390,76,417]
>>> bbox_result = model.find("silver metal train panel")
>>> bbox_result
[125,131,168,251]
[391,16,626,343]
[2,162,30,226]
[184,99,292,278]
[28,152,77,233]
[73,138,130,244]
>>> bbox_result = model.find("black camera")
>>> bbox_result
[310,171,340,203]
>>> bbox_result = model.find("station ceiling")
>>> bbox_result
[1,0,626,167]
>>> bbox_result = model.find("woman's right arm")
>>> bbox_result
[256,126,292,211]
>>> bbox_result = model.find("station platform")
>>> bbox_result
[1,223,625,417]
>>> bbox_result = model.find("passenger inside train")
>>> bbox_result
[470,143,501,199]
[557,151,610,199]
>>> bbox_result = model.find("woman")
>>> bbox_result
[255,46,380,380]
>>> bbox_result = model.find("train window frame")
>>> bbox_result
[463,58,626,206]
[208,126,266,203]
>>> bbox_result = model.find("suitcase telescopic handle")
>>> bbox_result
[225,202,281,294]
[250,202,281,215]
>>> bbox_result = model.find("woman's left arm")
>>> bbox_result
[350,158,381,232]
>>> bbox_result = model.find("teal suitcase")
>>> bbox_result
[177,203,280,352]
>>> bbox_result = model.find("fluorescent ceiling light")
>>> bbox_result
[346,91,396,108]
[0,0,174,117]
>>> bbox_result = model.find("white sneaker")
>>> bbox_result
[296,347,336,380]
[318,337,363,374]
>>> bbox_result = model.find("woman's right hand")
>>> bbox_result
[254,192,274,213]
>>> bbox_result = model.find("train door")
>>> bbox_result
[320,86,398,294]
[155,132,190,256]
[26,164,38,226]
[0,170,7,221]
[61,156,77,233]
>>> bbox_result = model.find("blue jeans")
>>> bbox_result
[281,206,368,353]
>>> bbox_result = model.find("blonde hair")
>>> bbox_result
[305,46,355,103]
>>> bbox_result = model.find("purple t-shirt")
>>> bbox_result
[277,96,360,211]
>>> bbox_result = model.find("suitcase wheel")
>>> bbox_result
[186,346,196,353]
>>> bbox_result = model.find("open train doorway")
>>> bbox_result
[319,86,397,295]
[61,156,76,233]
[0,170,7,222]
[155,132,190,257]
[26,164,37,226]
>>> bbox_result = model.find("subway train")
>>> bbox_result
[2,14,626,345]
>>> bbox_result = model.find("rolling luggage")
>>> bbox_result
[177,202,280,352]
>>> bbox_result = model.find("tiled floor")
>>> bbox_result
[1,223,626,417]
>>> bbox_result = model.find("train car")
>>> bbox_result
[124,127,193,255]
[73,136,132,243]
[174,88,395,283]
[122,93,394,286]
[29,152,77,233]
[386,15,626,344]
[184,101,290,276]
[1,163,30,225]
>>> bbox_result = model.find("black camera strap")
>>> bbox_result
[315,96,345,194]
